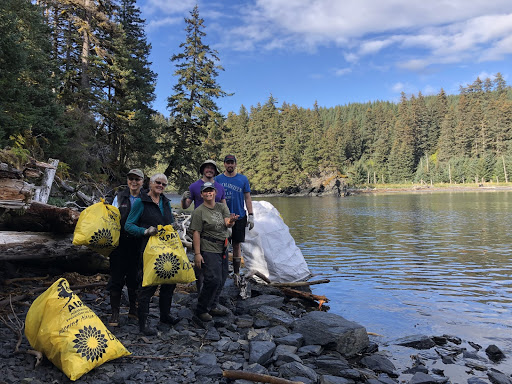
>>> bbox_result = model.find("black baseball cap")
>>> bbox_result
[200,181,217,192]
[224,154,236,163]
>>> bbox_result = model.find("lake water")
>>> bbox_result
[256,191,512,357]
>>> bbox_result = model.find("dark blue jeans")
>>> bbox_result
[196,251,228,314]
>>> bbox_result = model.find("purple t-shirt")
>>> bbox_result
[188,179,226,209]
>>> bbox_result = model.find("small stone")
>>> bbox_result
[360,354,398,377]
[409,372,438,384]
[485,345,506,362]
[487,369,512,384]
[297,345,324,357]
[274,333,304,347]
[320,375,355,384]
[279,362,318,382]
[249,340,276,365]
[467,378,488,384]
[395,335,436,350]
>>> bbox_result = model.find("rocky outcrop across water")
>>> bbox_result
[1,277,510,384]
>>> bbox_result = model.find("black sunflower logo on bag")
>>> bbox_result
[73,325,108,361]
[154,252,180,279]
[89,228,113,249]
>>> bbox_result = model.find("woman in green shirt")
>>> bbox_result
[189,182,238,322]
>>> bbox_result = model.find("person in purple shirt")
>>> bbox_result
[181,160,226,295]
[181,160,226,209]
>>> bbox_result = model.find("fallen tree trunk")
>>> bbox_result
[0,231,109,273]
[0,202,80,232]
[0,232,83,260]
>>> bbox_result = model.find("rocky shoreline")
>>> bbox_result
[1,271,510,384]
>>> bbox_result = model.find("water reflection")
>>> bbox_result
[256,192,512,345]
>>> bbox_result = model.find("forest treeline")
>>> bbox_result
[1,0,512,194]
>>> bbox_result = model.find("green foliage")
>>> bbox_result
[219,74,512,192]
[163,5,230,191]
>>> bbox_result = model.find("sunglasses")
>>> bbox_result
[128,176,142,181]
[225,160,235,164]
[154,180,167,187]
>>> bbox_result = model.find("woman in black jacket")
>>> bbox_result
[108,169,145,327]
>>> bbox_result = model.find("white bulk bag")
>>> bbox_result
[242,201,311,282]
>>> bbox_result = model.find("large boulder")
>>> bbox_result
[293,312,369,357]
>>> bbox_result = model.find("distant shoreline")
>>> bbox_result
[249,183,512,198]
[168,184,512,200]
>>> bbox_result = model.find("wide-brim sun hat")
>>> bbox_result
[199,160,220,176]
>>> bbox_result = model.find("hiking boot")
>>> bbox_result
[197,312,213,322]
[160,314,180,325]
[139,313,157,336]
[209,307,229,316]
[108,291,121,327]
[108,311,120,327]
[128,288,138,319]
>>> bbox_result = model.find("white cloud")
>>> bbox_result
[217,1,512,71]
[392,82,405,92]
[334,67,352,76]
[142,0,195,15]
[146,16,182,31]
[143,0,512,76]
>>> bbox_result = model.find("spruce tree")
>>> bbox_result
[105,0,158,173]
[0,0,63,151]
[164,5,230,191]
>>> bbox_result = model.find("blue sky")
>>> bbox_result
[138,0,512,116]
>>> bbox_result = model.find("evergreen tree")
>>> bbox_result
[103,0,159,174]
[0,0,63,151]
[163,5,230,191]
[388,93,415,182]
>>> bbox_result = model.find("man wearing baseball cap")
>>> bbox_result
[215,155,254,285]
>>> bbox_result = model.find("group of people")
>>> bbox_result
[107,155,253,335]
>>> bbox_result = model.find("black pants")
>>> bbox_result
[196,251,228,314]
[138,284,176,316]
[108,236,139,292]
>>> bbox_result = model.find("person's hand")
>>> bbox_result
[194,253,204,269]
[228,213,239,226]
[182,190,191,201]
[247,214,254,230]
[144,226,158,236]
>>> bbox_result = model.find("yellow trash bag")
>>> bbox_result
[24,278,130,381]
[72,198,121,257]
[142,224,196,287]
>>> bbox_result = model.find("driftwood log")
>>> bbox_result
[223,370,304,384]
[0,231,109,273]
[280,287,329,304]
[0,202,80,232]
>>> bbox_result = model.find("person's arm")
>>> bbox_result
[181,189,192,209]
[193,230,203,269]
[244,192,253,215]
[125,200,145,237]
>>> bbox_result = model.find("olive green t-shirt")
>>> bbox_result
[189,203,230,254]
